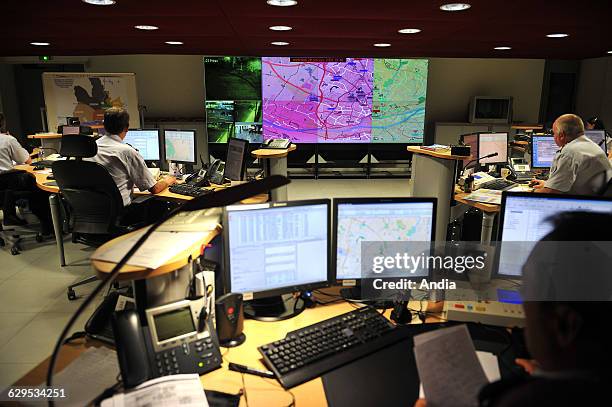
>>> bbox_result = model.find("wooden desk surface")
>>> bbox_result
[27,133,62,139]
[14,298,434,406]
[454,191,500,213]
[407,146,470,160]
[251,144,297,159]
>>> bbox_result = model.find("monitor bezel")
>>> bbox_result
[584,129,607,155]
[222,199,332,299]
[163,129,198,165]
[530,135,556,169]
[125,128,162,162]
[495,191,612,278]
[223,138,250,181]
[477,132,509,165]
[332,197,437,285]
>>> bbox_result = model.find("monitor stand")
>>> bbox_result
[340,287,394,309]
[243,294,306,322]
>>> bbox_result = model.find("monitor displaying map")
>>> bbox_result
[262,57,428,144]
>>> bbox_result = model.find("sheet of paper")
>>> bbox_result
[464,189,502,205]
[91,228,209,269]
[26,347,120,407]
[101,374,208,407]
[414,325,490,407]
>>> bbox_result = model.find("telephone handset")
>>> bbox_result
[184,168,210,187]
[206,159,225,185]
[112,300,222,389]
[262,138,291,149]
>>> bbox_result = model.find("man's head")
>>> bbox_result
[103,107,130,137]
[522,212,612,373]
[552,114,585,147]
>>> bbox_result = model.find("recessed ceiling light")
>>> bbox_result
[440,3,471,11]
[271,41,290,46]
[546,33,569,38]
[267,0,298,6]
[374,43,391,47]
[135,25,159,31]
[165,41,183,45]
[82,0,116,5]
[269,25,293,31]
[608,50,612,54]
[30,42,50,46]
[398,28,421,34]
[494,46,511,50]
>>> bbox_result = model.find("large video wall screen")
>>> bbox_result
[205,57,428,144]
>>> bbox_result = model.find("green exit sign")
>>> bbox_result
[39,55,52,62]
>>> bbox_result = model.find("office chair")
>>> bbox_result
[0,171,45,255]
[52,135,147,300]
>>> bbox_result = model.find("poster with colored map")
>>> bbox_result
[42,72,140,134]
[262,57,428,143]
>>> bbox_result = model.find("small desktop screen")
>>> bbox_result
[124,129,161,161]
[531,135,557,168]
[223,138,248,181]
[62,125,80,136]
[478,132,508,164]
[462,134,478,167]
[164,130,197,164]
[335,199,435,280]
[225,201,329,296]
[497,193,612,277]
[584,130,607,154]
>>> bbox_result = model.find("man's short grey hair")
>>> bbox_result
[555,114,585,140]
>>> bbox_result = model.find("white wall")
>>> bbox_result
[576,57,612,128]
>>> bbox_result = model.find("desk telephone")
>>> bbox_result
[507,158,535,182]
[112,299,222,388]
[262,138,291,149]
[183,159,225,186]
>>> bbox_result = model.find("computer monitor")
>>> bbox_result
[62,125,80,136]
[124,129,161,161]
[496,192,612,278]
[531,135,557,169]
[223,138,249,181]
[223,199,330,320]
[478,132,508,164]
[164,129,197,165]
[333,198,436,283]
[584,130,607,154]
[461,134,479,168]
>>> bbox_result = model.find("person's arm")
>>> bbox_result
[125,151,174,195]
[149,176,177,194]
[540,153,573,194]
[9,137,31,166]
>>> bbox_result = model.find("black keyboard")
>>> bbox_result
[169,184,212,197]
[258,307,412,389]
[480,178,516,191]
[34,160,56,168]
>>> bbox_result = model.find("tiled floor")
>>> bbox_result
[0,178,412,388]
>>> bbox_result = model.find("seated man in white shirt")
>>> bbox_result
[531,114,612,195]
[89,107,177,221]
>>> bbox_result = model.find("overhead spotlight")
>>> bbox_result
[374,43,391,47]
[440,3,471,11]
[546,33,569,38]
[269,25,293,31]
[494,46,511,50]
[30,42,50,46]
[135,25,159,30]
[267,0,298,6]
[82,0,116,5]
[271,41,290,46]
[398,28,421,34]
[608,50,612,54]
[165,41,184,45]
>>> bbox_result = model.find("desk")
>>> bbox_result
[408,147,469,241]
[27,133,62,155]
[13,299,431,406]
[251,145,296,201]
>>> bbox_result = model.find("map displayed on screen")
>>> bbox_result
[262,57,428,144]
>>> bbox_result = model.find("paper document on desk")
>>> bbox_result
[414,324,491,407]
[463,189,502,205]
[101,374,208,407]
[91,228,210,269]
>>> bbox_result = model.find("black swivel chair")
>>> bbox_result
[52,135,147,300]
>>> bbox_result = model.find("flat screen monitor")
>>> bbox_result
[478,132,508,164]
[333,198,436,281]
[461,134,478,168]
[62,125,80,136]
[124,129,161,161]
[224,199,330,300]
[223,138,249,181]
[164,129,197,164]
[531,135,557,169]
[584,130,607,154]
[496,192,612,277]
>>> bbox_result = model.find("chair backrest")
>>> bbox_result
[60,134,98,159]
[52,158,125,235]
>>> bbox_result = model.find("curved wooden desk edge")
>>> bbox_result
[14,164,59,193]
[92,226,221,281]
[251,144,297,159]
[454,192,500,213]
[407,146,470,160]
[27,133,62,139]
